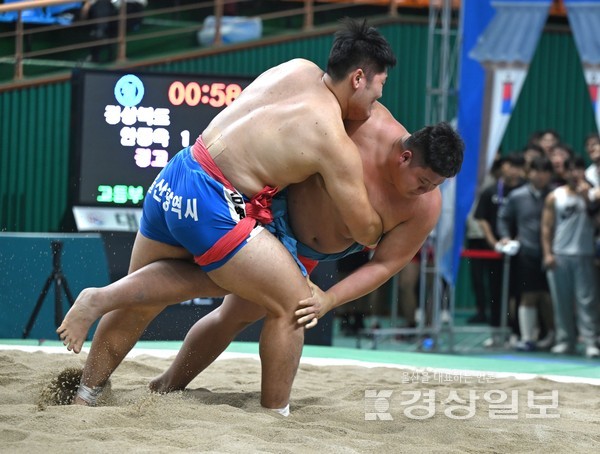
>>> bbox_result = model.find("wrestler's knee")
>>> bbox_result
[213,305,264,332]
[206,230,311,315]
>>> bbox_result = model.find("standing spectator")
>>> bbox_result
[584,133,600,189]
[522,143,545,171]
[541,157,600,358]
[529,129,560,157]
[335,252,370,336]
[396,257,419,331]
[474,152,525,346]
[497,156,555,351]
[465,156,503,325]
[81,0,147,62]
[465,210,489,324]
[583,133,600,330]
[548,143,574,189]
[539,129,561,155]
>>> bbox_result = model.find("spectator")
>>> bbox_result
[465,156,504,325]
[474,152,526,346]
[497,156,555,351]
[81,0,147,63]
[396,257,419,331]
[335,251,371,336]
[584,133,600,189]
[548,142,574,189]
[541,156,600,358]
[522,143,545,171]
[465,210,489,324]
[529,129,560,156]
[583,133,600,319]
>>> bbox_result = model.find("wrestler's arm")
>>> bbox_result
[317,130,383,246]
[297,191,442,326]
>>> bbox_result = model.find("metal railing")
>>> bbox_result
[0,0,410,85]
[2,0,567,86]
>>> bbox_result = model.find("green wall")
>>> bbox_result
[1,83,71,232]
[146,22,429,133]
[0,24,596,235]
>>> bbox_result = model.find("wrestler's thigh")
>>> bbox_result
[128,232,226,298]
[129,231,193,273]
[207,229,311,317]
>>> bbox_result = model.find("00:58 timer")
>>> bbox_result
[168,81,242,108]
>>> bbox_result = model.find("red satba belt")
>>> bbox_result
[192,136,278,266]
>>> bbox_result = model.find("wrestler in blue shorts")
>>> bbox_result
[140,146,263,272]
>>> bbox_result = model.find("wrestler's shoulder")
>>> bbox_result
[418,189,442,216]
[264,58,322,82]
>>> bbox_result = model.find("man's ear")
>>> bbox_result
[352,69,364,89]
[399,149,413,166]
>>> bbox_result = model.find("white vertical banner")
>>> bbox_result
[583,68,600,132]
[469,1,551,177]
[565,0,600,133]
[485,67,528,169]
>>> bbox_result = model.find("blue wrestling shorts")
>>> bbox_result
[266,190,367,276]
[297,240,366,263]
[140,147,261,272]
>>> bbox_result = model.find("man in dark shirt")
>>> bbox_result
[474,153,525,345]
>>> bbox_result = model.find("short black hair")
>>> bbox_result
[564,155,586,171]
[405,122,464,178]
[522,143,544,155]
[528,128,561,143]
[549,142,575,158]
[528,155,553,173]
[501,152,526,168]
[326,18,396,82]
[584,132,600,145]
[541,128,561,140]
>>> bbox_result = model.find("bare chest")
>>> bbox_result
[367,186,417,234]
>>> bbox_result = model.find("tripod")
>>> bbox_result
[23,240,75,339]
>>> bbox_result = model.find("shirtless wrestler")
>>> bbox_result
[148,105,464,397]
[57,19,397,413]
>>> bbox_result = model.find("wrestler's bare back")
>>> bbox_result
[202,59,349,198]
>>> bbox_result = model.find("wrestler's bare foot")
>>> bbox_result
[148,374,184,394]
[56,288,103,353]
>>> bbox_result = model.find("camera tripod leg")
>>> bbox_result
[23,274,55,339]
[23,240,77,340]
[54,275,64,329]
[61,275,76,307]
[54,274,76,328]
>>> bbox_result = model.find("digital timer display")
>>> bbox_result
[168,81,242,107]
[69,69,253,208]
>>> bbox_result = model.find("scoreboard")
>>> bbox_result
[69,69,253,212]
